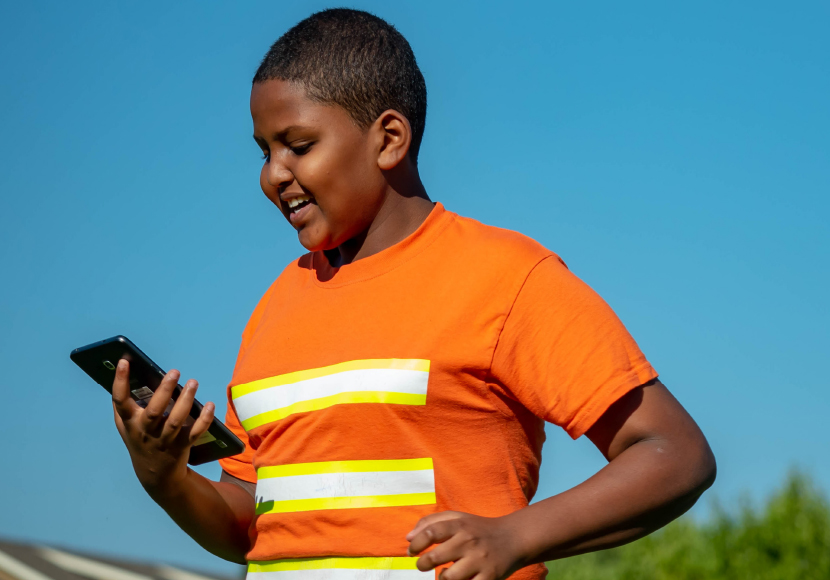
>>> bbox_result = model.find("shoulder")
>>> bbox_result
[241,255,310,337]
[444,210,561,270]
[255,256,307,300]
[264,253,316,293]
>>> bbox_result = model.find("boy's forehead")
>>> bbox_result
[251,80,308,126]
[251,80,343,135]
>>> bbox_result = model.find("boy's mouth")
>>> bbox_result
[286,194,314,213]
[285,194,316,225]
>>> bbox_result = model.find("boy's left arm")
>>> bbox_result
[407,379,716,580]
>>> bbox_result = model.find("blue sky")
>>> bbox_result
[1,0,828,575]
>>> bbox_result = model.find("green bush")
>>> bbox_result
[546,471,830,580]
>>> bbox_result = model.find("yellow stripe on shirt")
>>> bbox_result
[240,391,425,431]
[232,359,430,398]
[248,557,421,573]
[254,458,436,515]
[254,492,437,515]
[258,458,433,479]
[231,359,430,430]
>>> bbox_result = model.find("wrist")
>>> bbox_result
[138,462,192,502]
[497,511,538,573]
[501,505,558,571]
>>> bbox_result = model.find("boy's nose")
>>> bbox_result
[267,162,294,189]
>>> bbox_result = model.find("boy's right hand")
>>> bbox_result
[111,359,215,496]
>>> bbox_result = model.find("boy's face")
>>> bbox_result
[251,80,388,253]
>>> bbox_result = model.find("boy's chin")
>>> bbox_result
[297,229,333,254]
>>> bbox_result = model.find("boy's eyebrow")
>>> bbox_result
[253,125,311,143]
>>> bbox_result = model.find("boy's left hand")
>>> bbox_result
[406,511,525,580]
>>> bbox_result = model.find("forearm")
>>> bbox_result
[510,434,715,564]
[145,468,255,564]
[406,386,714,580]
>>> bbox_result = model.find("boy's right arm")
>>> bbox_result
[112,360,255,564]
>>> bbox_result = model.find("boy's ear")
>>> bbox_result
[373,109,412,171]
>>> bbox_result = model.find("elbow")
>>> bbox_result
[645,437,717,529]
[696,443,717,495]
[679,436,717,508]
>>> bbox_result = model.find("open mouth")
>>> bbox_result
[286,194,314,214]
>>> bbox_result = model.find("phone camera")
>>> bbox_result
[103,360,116,370]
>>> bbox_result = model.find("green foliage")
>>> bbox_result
[546,470,830,580]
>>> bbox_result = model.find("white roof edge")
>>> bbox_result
[0,549,55,580]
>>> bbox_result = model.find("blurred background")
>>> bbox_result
[1,1,828,578]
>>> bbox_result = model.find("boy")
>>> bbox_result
[111,9,715,580]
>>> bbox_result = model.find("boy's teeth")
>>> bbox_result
[287,195,311,209]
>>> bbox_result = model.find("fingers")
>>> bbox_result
[188,401,215,445]
[416,531,467,571]
[113,402,127,437]
[141,369,180,431]
[160,379,198,443]
[406,513,511,580]
[439,558,479,580]
[408,518,461,557]
[407,511,463,542]
[112,359,139,420]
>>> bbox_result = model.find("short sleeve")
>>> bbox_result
[217,389,257,482]
[217,284,277,483]
[491,255,658,439]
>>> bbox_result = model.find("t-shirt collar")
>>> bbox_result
[309,202,452,287]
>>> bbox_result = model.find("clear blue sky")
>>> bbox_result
[1,0,828,576]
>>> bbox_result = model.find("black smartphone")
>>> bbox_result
[70,335,245,465]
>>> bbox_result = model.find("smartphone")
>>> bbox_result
[70,335,245,465]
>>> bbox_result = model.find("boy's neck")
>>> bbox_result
[331,173,433,267]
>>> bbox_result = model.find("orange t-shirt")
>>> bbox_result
[219,203,657,580]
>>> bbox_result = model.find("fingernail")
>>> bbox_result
[117,359,127,370]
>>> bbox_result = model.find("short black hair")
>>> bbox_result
[253,8,427,160]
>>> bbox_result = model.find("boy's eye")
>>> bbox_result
[290,142,313,155]
[261,151,270,162]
